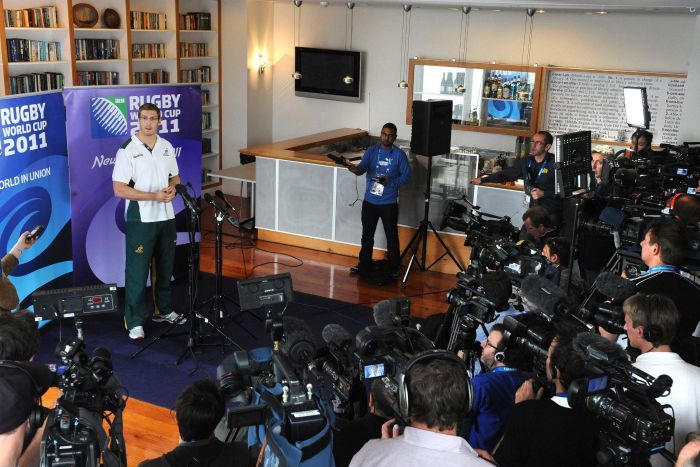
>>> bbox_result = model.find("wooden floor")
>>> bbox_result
[54,204,458,464]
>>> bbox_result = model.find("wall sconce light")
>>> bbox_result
[257,54,269,75]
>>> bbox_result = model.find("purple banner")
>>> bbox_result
[64,85,202,286]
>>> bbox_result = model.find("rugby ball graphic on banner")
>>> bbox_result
[90,96,128,138]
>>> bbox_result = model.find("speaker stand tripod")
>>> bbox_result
[400,155,463,289]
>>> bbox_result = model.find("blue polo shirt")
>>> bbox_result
[466,367,529,451]
[356,144,411,205]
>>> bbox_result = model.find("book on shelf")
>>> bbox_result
[133,70,170,84]
[202,112,211,130]
[179,12,211,31]
[130,11,167,30]
[9,72,64,94]
[202,138,211,154]
[4,6,58,28]
[76,71,119,86]
[6,39,61,62]
[179,42,208,57]
[75,39,120,60]
[179,66,211,83]
[132,43,166,59]
[202,89,210,105]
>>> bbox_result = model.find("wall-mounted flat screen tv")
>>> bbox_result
[295,47,362,102]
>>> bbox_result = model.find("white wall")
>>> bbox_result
[269,5,697,151]
[220,0,249,192]
[679,15,700,142]
[247,1,274,147]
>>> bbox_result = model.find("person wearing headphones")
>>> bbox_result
[464,324,530,452]
[350,354,491,466]
[623,293,700,467]
[481,324,600,467]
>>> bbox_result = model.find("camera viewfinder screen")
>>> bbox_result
[363,363,385,379]
[587,375,608,393]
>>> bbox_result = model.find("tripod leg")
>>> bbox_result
[426,221,464,271]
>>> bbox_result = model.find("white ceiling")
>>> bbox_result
[268,0,700,14]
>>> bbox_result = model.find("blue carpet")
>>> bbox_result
[34,273,373,409]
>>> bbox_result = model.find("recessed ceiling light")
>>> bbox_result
[536,9,545,13]
[595,10,608,15]
[493,9,502,12]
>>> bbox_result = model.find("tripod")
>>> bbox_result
[400,155,463,288]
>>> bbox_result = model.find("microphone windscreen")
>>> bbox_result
[572,332,628,364]
[203,192,215,203]
[595,272,636,302]
[175,184,188,195]
[520,275,565,316]
[282,317,316,365]
[215,189,225,199]
[321,323,353,347]
[372,299,396,327]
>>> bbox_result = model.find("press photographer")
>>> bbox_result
[623,293,700,467]
[350,352,491,466]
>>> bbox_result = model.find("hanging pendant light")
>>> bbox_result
[292,0,303,80]
[343,2,355,84]
[517,8,536,100]
[455,6,471,94]
[398,4,412,88]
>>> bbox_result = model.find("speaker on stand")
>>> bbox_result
[400,100,464,288]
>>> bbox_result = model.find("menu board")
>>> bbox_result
[543,69,686,145]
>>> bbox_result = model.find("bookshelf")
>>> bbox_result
[0,0,222,189]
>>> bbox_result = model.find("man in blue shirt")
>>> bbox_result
[349,123,411,277]
[464,324,530,451]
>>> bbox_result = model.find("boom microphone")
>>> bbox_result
[572,332,629,365]
[372,297,411,327]
[594,272,637,303]
[520,275,567,318]
[322,323,354,350]
[175,184,202,215]
[215,189,237,213]
[281,317,316,366]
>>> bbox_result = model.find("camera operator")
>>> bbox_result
[676,434,700,467]
[521,206,558,249]
[630,129,655,160]
[623,293,700,467]
[334,379,397,467]
[590,145,614,199]
[471,131,563,227]
[350,357,491,466]
[0,232,36,313]
[0,310,40,361]
[486,325,600,467]
[139,379,249,467]
[463,324,531,452]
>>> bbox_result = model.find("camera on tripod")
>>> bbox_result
[40,337,127,467]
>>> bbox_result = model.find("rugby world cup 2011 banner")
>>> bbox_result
[64,85,202,286]
[0,91,72,306]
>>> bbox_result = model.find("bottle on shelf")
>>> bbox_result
[490,72,499,98]
[511,77,519,98]
[440,72,446,94]
[502,80,511,99]
[446,72,454,95]
[470,108,478,125]
[496,78,503,99]
[483,76,491,98]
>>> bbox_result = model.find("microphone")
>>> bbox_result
[572,332,629,365]
[594,272,636,303]
[203,193,226,213]
[215,189,237,213]
[372,297,411,327]
[520,275,567,318]
[281,317,317,366]
[175,184,202,215]
[322,323,354,350]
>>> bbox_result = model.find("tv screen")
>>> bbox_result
[295,47,362,102]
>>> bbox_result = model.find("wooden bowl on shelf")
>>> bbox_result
[102,8,120,29]
[73,3,98,28]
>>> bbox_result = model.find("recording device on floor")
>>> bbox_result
[26,224,44,242]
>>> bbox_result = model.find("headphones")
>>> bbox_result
[494,347,506,363]
[397,349,473,421]
[639,294,663,345]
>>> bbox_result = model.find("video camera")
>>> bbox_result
[568,333,675,466]
[40,337,126,467]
